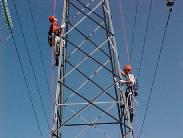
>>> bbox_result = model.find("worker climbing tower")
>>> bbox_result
[52,0,133,137]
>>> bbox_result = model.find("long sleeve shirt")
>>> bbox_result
[120,73,136,87]
[48,21,61,36]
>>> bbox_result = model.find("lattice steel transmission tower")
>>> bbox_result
[52,0,133,137]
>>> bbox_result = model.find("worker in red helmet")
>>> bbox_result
[48,15,65,66]
[120,64,138,122]
[120,64,137,87]
[120,64,138,96]
[120,64,134,84]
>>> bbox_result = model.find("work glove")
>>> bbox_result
[60,23,66,28]
[119,80,126,83]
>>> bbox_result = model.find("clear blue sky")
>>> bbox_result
[1,0,183,138]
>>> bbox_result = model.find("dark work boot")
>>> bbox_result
[130,113,134,123]
[55,59,59,66]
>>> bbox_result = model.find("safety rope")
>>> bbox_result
[54,0,56,16]
[118,0,130,64]
[130,0,139,64]
[52,0,57,103]
[51,42,54,132]
[51,0,57,137]
[52,0,57,100]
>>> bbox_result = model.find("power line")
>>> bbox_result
[9,30,43,137]
[130,0,140,63]
[27,0,52,103]
[12,0,50,131]
[137,0,153,78]
[139,10,172,138]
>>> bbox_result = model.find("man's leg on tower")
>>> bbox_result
[54,36,60,66]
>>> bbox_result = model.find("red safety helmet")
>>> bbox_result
[124,64,132,70]
[49,16,56,22]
